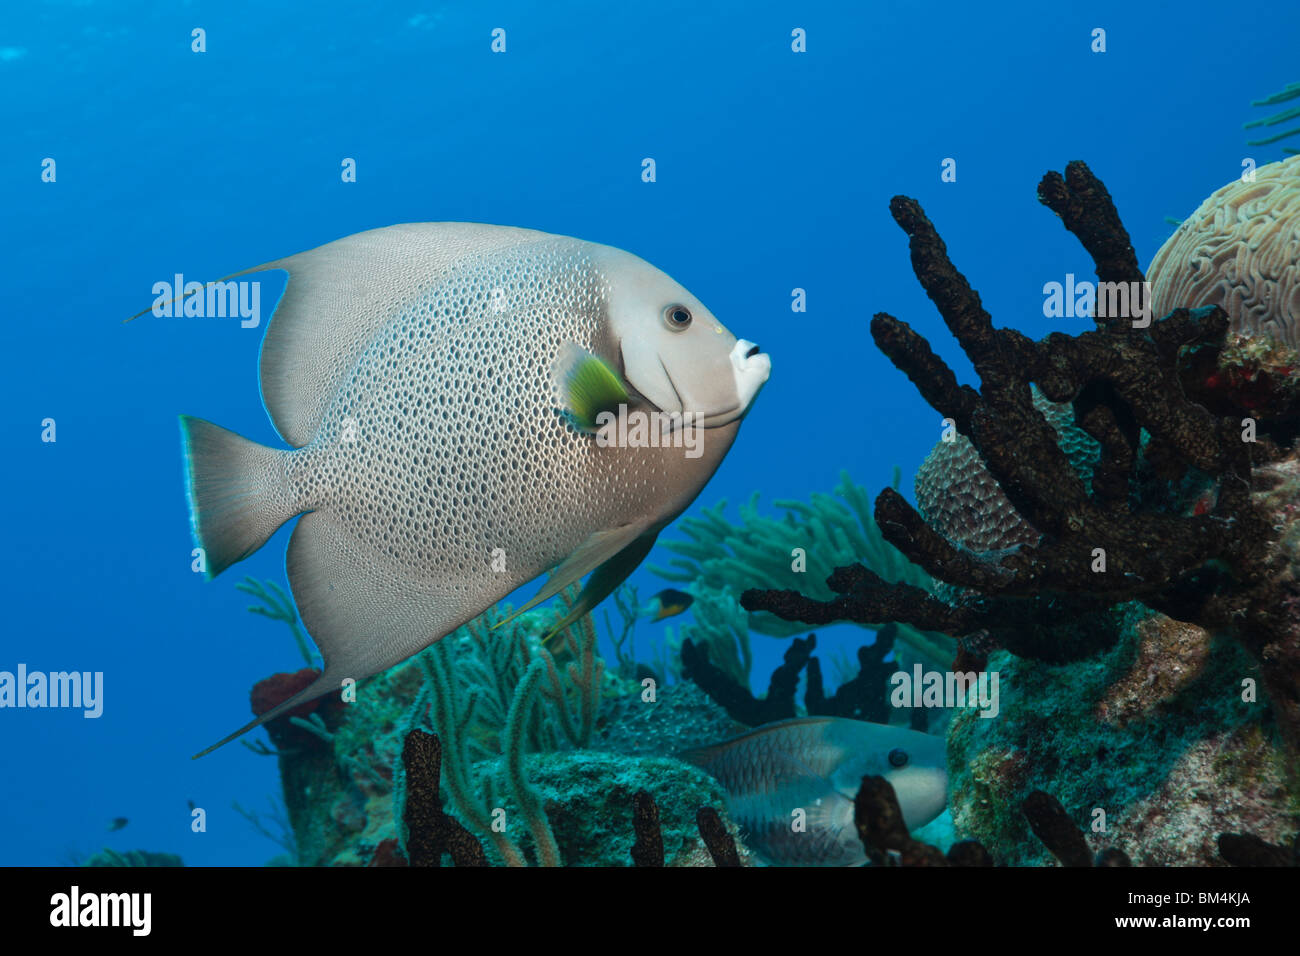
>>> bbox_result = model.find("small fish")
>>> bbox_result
[640,587,695,621]
[107,817,128,832]
[186,799,197,812]
[174,224,770,757]
[681,716,947,866]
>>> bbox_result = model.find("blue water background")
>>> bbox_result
[1,0,1296,864]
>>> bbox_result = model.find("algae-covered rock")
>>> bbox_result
[594,680,739,757]
[273,646,752,866]
[474,750,747,866]
[947,606,1296,865]
[326,749,747,867]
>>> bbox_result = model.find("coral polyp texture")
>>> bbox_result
[1148,155,1300,347]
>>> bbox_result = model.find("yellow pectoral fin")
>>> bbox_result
[554,344,629,432]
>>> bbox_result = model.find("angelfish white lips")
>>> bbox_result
[697,339,771,428]
[730,338,770,411]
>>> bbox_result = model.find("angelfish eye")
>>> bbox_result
[663,304,692,331]
[888,748,909,768]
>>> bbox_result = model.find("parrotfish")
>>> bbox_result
[681,716,947,866]
[640,587,695,621]
[176,223,770,756]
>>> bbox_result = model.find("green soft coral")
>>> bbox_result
[397,585,608,866]
[1246,80,1300,156]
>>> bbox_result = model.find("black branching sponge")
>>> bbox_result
[742,162,1300,756]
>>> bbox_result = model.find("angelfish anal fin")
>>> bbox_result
[491,522,652,632]
[553,343,629,432]
[543,531,659,643]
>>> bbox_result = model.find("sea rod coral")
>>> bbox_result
[741,161,1300,760]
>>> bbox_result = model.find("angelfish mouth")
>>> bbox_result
[654,339,771,429]
[692,339,770,428]
[729,338,770,410]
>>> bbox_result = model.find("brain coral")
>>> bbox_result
[1148,155,1300,346]
[915,389,1097,554]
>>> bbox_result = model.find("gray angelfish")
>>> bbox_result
[681,716,947,865]
[176,223,770,756]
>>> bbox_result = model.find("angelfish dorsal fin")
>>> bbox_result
[554,344,629,432]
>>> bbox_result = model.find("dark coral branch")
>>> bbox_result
[888,196,1008,386]
[631,789,665,867]
[1021,790,1093,867]
[872,489,1022,592]
[686,629,909,723]
[947,840,996,867]
[683,627,909,726]
[805,625,900,723]
[743,565,975,636]
[400,729,488,867]
[741,162,1296,727]
[696,807,741,867]
[680,634,815,725]
[853,775,948,866]
[1218,832,1298,867]
[870,313,980,432]
[1036,161,1143,290]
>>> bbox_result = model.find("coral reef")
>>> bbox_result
[393,749,745,867]
[741,162,1300,763]
[1149,155,1300,348]
[240,580,752,866]
[651,470,955,679]
[944,607,1296,866]
[847,774,1300,869]
[848,774,1124,868]
[1178,332,1300,439]
[383,730,752,867]
[592,680,737,756]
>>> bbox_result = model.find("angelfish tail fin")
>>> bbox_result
[179,415,299,579]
